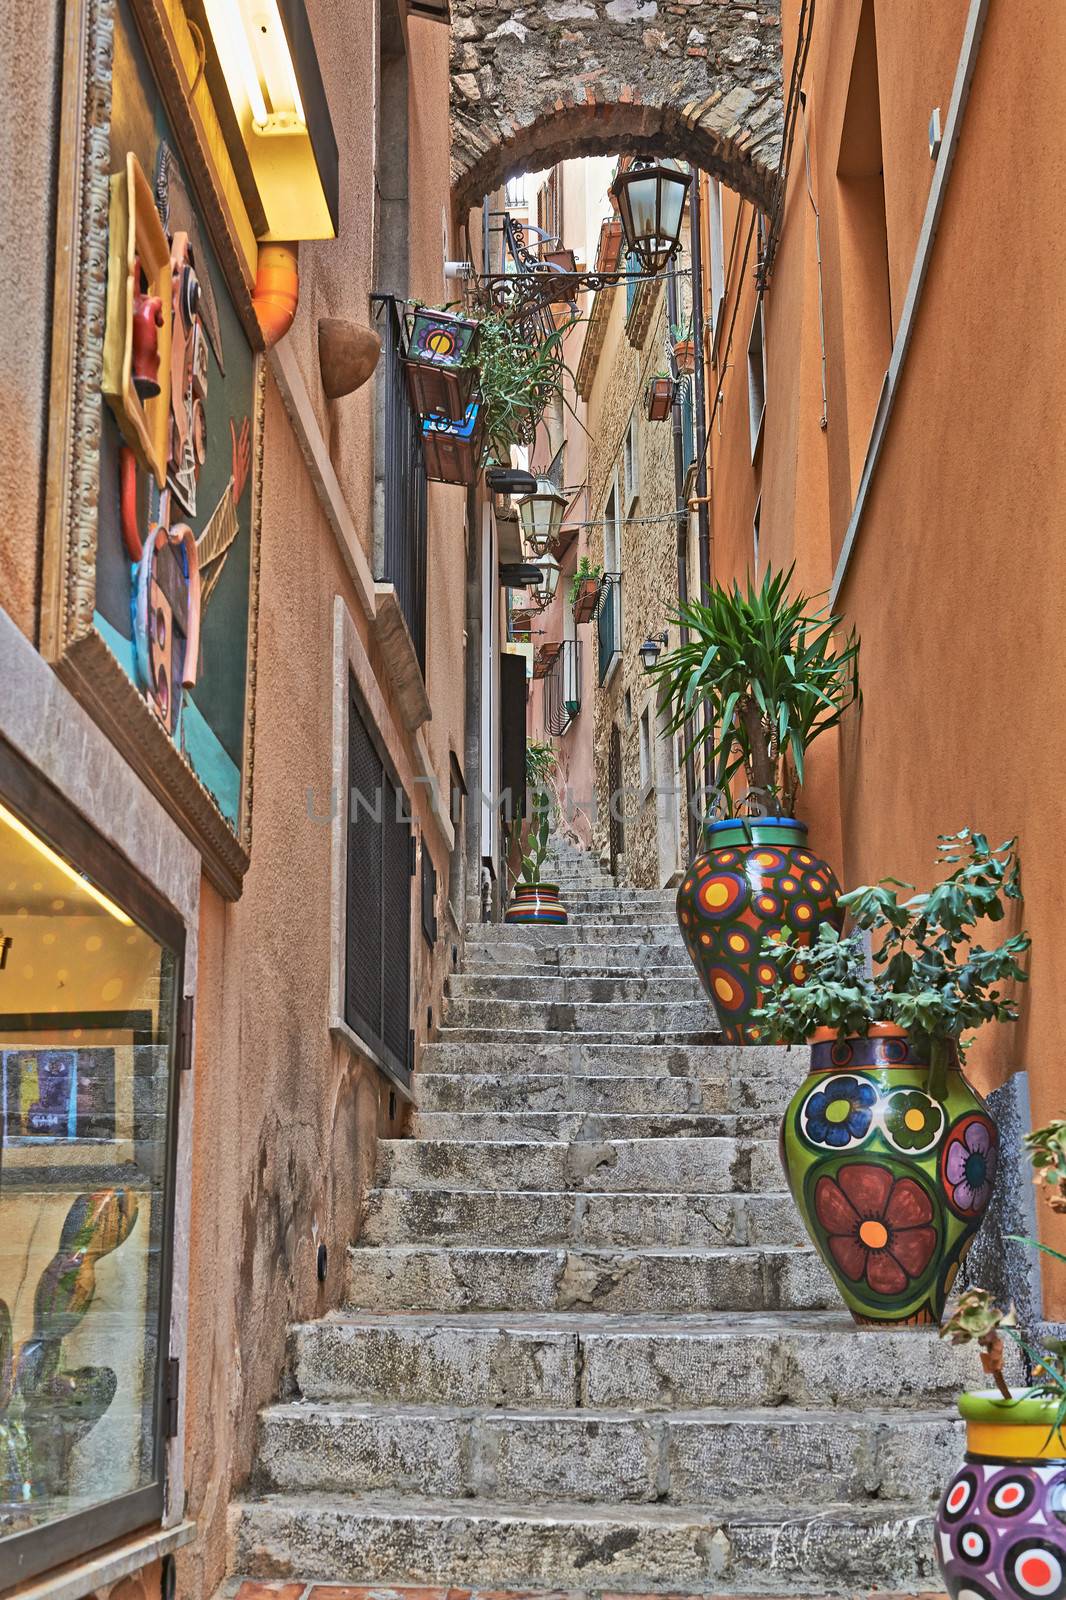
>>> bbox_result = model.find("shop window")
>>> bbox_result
[0,744,183,1584]
[345,677,413,1086]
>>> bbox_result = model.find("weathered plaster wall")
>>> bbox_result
[0,0,63,640]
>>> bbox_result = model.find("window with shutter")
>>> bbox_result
[345,676,413,1084]
[421,846,438,947]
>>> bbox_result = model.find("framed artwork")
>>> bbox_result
[41,0,266,900]
[0,1013,155,1162]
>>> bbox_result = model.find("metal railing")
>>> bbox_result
[371,295,428,674]
[544,640,581,735]
[597,573,622,686]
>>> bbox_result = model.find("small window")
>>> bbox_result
[624,688,633,728]
[639,705,653,793]
[747,298,767,457]
[753,494,762,576]
[709,178,726,339]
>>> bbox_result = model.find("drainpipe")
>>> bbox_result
[253,243,299,347]
[667,261,699,861]
[688,176,712,602]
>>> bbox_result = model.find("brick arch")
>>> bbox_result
[450,2,784,215]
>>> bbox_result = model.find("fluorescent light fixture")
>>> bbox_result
[0,801,134,926]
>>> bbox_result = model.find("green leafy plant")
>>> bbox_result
[670,319,693,345]
[941,1289,1019,1401]
[460,311,579,464]
[1025,1121,1066,1213]
[569,556,603,609]
[526,740,557,790]
[647,565,860,817]
[754,831,1031,1100]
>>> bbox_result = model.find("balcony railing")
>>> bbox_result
[597,573,622,686]
[371,294,428,674]
[544,640,581,735]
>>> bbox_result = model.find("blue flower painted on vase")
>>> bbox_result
[803,1074,878,1148]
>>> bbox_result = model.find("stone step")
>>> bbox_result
[438,1027,723,1047]
[408,1111,779,1143]
[419,1040,798,1084]
[377,1136,782,1194]
[415,1071,733,1114]
[446,973,704,1002]
[344,1242,832,1314]
[465,922,683,946]
[289,1310,985,1411]
[361,1187,805,1249]
[231,1492,942,1593]
[462,943,690,971]
[442,999,715,1034]
[255,1399,960,1507]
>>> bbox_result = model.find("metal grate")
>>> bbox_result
[544,639,581,735]
[597,573,622,685]
[371,295,428,674]
[345,675,413,1085]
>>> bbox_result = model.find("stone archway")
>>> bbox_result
[450,1,784,213]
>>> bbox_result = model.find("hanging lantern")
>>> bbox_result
[638,631,669,672]
[517,477,567,556]
[610,160,692,275]
[530,550,561,607]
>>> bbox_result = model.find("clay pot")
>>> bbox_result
[675,816,842,1044]
[936,1392,1066,1597]
[504,883,568,926]
[781,1025,998,1328]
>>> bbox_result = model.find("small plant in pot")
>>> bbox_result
[570,557,603,623]
[505,744,567,926]
[670,320,695,375]
[755,830,1031,1328]
[647,565,859,1043]
[645,372,675,421]
[934,1137,1066,1598]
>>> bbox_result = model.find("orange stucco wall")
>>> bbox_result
[703,0,1066,1306]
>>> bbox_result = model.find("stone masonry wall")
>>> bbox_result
[449,1,783,214]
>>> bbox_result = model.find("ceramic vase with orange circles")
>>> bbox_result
[780,1025,998,1327]
[675,817,842,1044]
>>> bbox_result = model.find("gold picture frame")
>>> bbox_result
[41,0,266,901]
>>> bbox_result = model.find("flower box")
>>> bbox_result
[421,402,485,486]
[403,307,480,423]
[673,338,696,376]
[645,376,676,421]
[572,576,601,624]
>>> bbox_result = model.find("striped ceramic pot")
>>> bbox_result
[936,1393,1066,1600]
[675,816,842,1043]
[781,1025,998,1327]
[505,883,568,925]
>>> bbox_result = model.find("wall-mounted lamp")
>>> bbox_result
[518,477,566,556]
[610,160,692,275]
[530,551,561,607]
[487,466,537,497]
[202,0,339,240]
[638,631,669,672]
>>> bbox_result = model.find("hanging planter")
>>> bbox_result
[645,375,676,421]
[403,307,481,424]
[672,338,696,376]
[569,558,603,624]
[421,402,485,486]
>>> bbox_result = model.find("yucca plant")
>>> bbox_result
[646,565,860,817]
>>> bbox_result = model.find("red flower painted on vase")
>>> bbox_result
[814,1163,938,1297]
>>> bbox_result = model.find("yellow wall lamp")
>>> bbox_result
[202,0,339,247]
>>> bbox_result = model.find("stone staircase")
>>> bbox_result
[232,836,974,1595]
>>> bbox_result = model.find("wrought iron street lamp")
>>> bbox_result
[638,631,669,672]
[518,478,567,556]
[610,160,692,275]
[530,551,561,607]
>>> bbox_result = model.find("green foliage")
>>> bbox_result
[525,740,557,789]
[754,831,1031,1100]
[942,1287,1017,1348]
[646,565,859,817]
[569,557,603,609]
[519,789,553,886]
[1025,1120,1066,1212]
[461,311,579,464]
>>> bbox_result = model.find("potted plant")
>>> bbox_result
[755,830,1031,1329]
[461,311,578,465]
[569,557,603,623]
[505,747,567,925]
[671,320,695,375]
[648,566,859,1042]
[645,372,675,421]
[403,304,481,423]
[935,1133,1066,1596]
[421,401,486,486]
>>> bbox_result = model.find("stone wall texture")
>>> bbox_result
[449,0,783,213]
[586,281,688,887]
